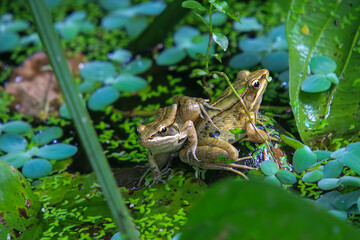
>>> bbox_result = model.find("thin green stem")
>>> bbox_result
[201,3,213,88]
[26,1,138,239]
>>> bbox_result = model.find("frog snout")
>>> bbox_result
[137,125,146,133]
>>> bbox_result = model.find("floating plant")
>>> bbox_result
[233,16,263,32]
[301,55,339,93]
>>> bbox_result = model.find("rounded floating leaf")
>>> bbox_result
[156,47,187,66]
[276,170,297,185]
[59,103,71,119]
[22,158,52,179]
[330,147,345,159]
[264,175,281,186]
[260,160,278,176]
[108,49,132,63]
[131,2,166,16]
[182,1,206,11]
[261,51,289,72]
[0,151,31,168]
[271,37,288,51]
[0,133,28,152]
[302,170,324,183]
[32,127,63,146]
[57,21,80,40]
[269,24,286,41]
[213,32,228,51]
[125,18,148,39]
[333,190,360,212]
[334,151,360,175]
[78,80,96,93]
[122,58,152,75]
[318,178,339,190]
[6,19,30,32]
[45,0,62,9]
[36,143,77,160]
[293,146,317,173]
[310,55,337,74]
[78,21,96,34]
[88,86,120,111]
[233,17,263,32]
[323,160,343,178]
[66,10,86,23]
[19,33,41,46]
[339,176,360,188]
[301,74,332,93]
[205,12,227,26]
[0,32,19,53]
[101,13,130,30]
[174,26,200,48]
[239,36,271,52]
[228,52,262,69]
[326,73,339,85]
[98,0,130,11]
[112,74,147,92]
[1,121,31,134]
[80,61,116,81]
[278,70,289,84]
[314,150,332,161]
[328,210,348,221]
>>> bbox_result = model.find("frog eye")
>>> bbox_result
[251,80,260,90]
[158,125,167,134]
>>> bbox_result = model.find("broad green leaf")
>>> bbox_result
[264,175,281,186]
[204,12,227,26]
[156,47,187,66]
[233,16,263,32]
[174,26,200,48]
[326,73,339,85]
[209,0,240,22]
[333,190,360,212]
[194,12,210,30]
[280,134,304,149]
[228,52,261,69]
[260,160,278,176]
[1,121,31,134]
[310,55,337,75]
[112,74,147,92]
[339,176,360,188]
[0,161,40,232]
[88,86,120,111]
[182,1,206,11]
[181,179,360,239]
[80,61,116,82]
[323,160,343,178]
[36,143,77,160]
[22,158,52,179]
[125,18,148,39]
[101,13,130,30]
[186,35,214,59]
[131,2,166,16]
[318,178,339,190]
[212,32,228,51]
[0,32,19,53]
[261,51,289,72]
[0,133,28,152]
[302,169,323,183]
[108,49,132,63]
[239,36,272,52]
[0,151,31,168]
[292,145,317,173]
[98,0,130,11]
[6,19,30,32]
[313,150,332,161]
[300,74,332,93]
[122,58,152,75]
[32,127,63,146]
[287,0,360,146]
[276,169,297,185]
[336,151,360,175]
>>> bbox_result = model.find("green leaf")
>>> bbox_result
[205,12,227,26]
[310,55,337,74]
[287,0,360,145]
[302,170,324,183]
[88,86,120,111]
[156,47,187,66]
[260,160,278,176]
[36,143,77,160]
[182,1,206,11]
[0,32,19,53]
[313,150,332,161]
[212,32,228,51]
[323,160,343,178]
[280,134,304,149]
[122,58,152,75]
[22,158,52,179]
[264,175,281,186]
[228,52,261,69]
[326,72,339,84]
[233,17,263,32]
[276,170,297,185]
[339,176,360,188]
[318,178,339,190]
[80,61,116,82]
[112,75,147,92]
[1,121,31,134]
[336,151,360,175]
[293,146,317,173]
[333,190,360,212]
[108,49,132,63]
[239,36,271,52]
[181,179,360,239]
[0,151,31,168]
[209,0,240,22]
[32,127,63,146]
[261,51,289,72]
[101,14,130,30]
[6,19,30,32]
[301,74,332,93]
[174,26,200,48]
[194,12,210,29]
[0,133,28,152]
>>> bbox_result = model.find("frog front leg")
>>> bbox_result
[145,151,172,185]
[179,138,253,179]
[180,120,199,161]
[243,114,277,143]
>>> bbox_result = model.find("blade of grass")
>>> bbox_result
[26,1,138,239]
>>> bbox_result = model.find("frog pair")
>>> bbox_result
[138,69,271,185]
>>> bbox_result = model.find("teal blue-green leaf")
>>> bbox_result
[328,210,348,221]
[78,80,96,93]
[80,61,116,81]
[66,10,86,23]
[0,32,19,53]
[78,21,96,34]
[269,24,286,41]
[228,52,261,69]
[330,147,345,159]
[323,160,343,178]
[0,152,31,168]
[187,35,214,59]
[261,51,289,72]
[0,161,40,232]
[205,12,227,26]
[233,17,263,32]
[333,190,360,211]
[88,86,120,111]
[318,178,339,190]
[131,2,166,16]
[108,49,132,63]
[57,21,79,40]
[301,74,332,93]
[59,103,71,119]
[302,170,323,183]
[181,179,360,240]
[313,150,332,161]
[156,47,186,66]
[98,0,130,11]
[19,33,41,46]
[310,55,337,75]
[174,26,200,48]
[316,191,342,210]
[212,32,228,51]
[125,18,147,39]
[345,141,360,153]
[260,160,278,176]
[326,72,339,84]
[22,158,52,179]
[101,14,130,30]
[339,176,360,188]
[122,58,152,75]
[239,36,271,52]
[0,133,28,152]
[112,75,147,92]
[280,134,304,149]
[182,1,206,11]
[264,175,281,186]
[271,37,288,51]
[287,0,360,146]
[275,169,297,185]
[36,143,77,160]
[278,70,289,83]
[1,121,31,134]
[45,0,62,9]
[6,19,30,32]
[293,146,317,173]
[336,151,360,175]
[32,127,63,146]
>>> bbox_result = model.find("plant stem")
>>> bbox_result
[26,1,138,239]
[201,3,213,88]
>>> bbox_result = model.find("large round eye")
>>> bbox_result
[251,80,260,90]
[158,125,167,134]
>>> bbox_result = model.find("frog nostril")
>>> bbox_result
[137,125,146,133]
